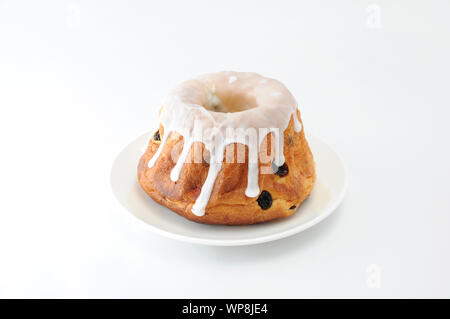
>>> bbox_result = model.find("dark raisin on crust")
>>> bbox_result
[288,136,294,146]
[257,190,272,210]
[289,205,296,210]
[273,162,289,177]
[153,130,161,141]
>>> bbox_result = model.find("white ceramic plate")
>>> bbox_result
[111,132,348,246]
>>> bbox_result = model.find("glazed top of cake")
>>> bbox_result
[148,71,302,216]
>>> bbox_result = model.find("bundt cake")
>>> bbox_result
[138,71,316,225]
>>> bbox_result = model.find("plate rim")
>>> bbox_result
[111,133,348,246]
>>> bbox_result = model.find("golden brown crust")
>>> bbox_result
[138,110,316,225]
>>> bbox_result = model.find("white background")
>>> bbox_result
[1,0,449,298]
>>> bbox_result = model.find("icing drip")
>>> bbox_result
[148,133,168,168]
[293,110,302,132]
[170,138,193,182]
[148,71,302,216]
[245,139,260,197]
[191,143,225,216]
[272,129,285,167]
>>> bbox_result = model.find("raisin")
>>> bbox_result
[257,190,272,210]
[289,205,296,210]
[288,136,294,146]
[153,130,161,141]
[273,162,289,177]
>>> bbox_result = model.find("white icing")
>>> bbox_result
[228,76,237,84]
[293,111,302,132]
[148,71,302,216]
[170,138,193,182]
[245,140,260,198]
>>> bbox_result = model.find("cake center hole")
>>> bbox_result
[204,90,258,113]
